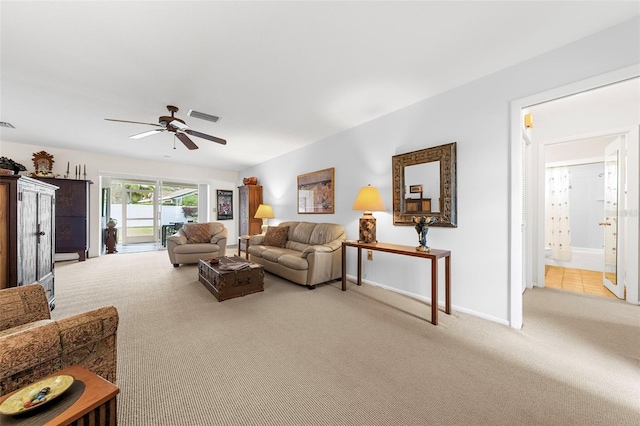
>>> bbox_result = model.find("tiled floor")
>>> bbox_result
[544,266,617,298]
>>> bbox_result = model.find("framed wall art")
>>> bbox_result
[297,167,335,214]
[216,190,233,220]
[409,184,423,194]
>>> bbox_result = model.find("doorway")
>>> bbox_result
[526,78,638,301]
[509,67,640,328]
[103,177,204,253]
[541,144,618,299]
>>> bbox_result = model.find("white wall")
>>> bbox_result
[0,141,238,258]
[239,17,640,325]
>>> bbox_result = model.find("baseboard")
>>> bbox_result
[343,274,510,326]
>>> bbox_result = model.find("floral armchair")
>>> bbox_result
[0,284,118,394]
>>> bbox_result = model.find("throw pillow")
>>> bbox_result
[263,226,289,248]
[182,223,211,244]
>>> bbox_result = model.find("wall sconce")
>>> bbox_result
[524,113,534,129]
[254,204,275,234]
[352,184,386,243]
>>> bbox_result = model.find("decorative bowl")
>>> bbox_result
[0,375,75,415]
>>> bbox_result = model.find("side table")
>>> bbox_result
[238,235,250,259]
[0,365,119,426]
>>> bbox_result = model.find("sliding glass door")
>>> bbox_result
[108,178,201,247]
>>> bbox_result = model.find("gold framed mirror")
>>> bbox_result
[392,142,457,227]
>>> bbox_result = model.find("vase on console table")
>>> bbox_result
[413,216,436,252]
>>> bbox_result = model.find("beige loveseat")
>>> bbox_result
[167,222,228,267]
[0,284,118,394]
[248,221,346,289]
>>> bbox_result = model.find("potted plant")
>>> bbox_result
[0,156,27,174]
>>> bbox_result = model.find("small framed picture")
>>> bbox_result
[409,185,423,194]
[216,190,233,220]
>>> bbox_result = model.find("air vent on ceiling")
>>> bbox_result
[0,122,15,129]
[187,110,219,123]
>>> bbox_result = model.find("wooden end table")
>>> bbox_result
[0,365,119,426]
[238,235,250,259]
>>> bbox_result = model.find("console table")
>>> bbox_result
[341,241,451,325]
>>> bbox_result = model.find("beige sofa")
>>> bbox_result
[0,284,118,394]
[167,222,228,267]
[248,221,346,289]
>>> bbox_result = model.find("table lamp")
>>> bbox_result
[352,184,386,243]
[254,204,275,234]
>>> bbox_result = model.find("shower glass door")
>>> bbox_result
[602,137,623,298]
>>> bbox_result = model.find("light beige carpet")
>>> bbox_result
[52,251,640,425]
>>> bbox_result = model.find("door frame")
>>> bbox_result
[99,173,209,250]
[509,64,639,328]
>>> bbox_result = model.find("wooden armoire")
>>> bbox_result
[36,177,91,261]
[238,185,263,251]
[0,175,57,309]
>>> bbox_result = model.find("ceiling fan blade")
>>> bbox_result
[130,129,166,139]
[176,132,199,150]
[184,129,227,145]
[105,118,163,127]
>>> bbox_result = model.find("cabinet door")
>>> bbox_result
[18,189,39,286]
[55,181,87,215]
[0,182,9,289]
[37,191,55,283]
[247,186,263,235]
[239,187,249,236]
[56,216,86,252]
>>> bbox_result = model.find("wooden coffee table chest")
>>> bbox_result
[198,256,264,302]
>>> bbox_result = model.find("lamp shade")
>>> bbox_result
[352,185,386,212]
[254,204,275,219]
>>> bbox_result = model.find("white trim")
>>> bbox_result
[510,64,640,329]
[541,126,634,146]
[343,275,510,327]
[545,157,604,168]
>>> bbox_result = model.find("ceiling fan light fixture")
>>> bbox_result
[169,120,189,131]
[187,109,219,123]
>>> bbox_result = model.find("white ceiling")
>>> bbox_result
[1,1,638,171]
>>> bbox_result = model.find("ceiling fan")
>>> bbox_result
[105,105,226,150]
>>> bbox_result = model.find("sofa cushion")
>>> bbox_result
[277,222,298,239]
[173,243,219,254]
[263,226,289,248]
[182,223,211,243]
[278,253,308,270]
[0,319,53,338]
[286,241,309,252]
[290,222,316,244]
[261,247,292,263]
[309,223,345,245]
